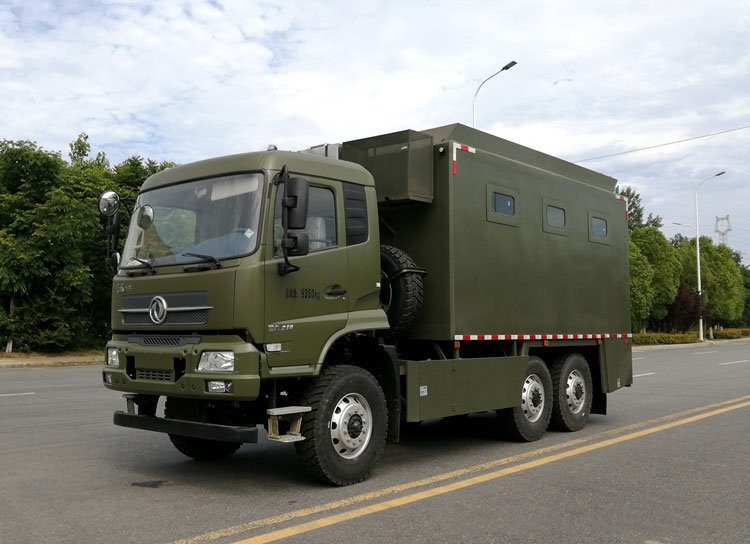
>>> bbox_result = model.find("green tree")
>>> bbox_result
[675,237,744,326]
[629,240,655,331]
[630,227,682,325]
[739,266,750,326]
[0,140,67,351]
[0,136,173,352]
[616,185,663,232]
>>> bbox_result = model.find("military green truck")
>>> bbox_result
[98,123,632,486]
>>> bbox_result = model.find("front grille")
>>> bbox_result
[165,310,208,325]
[131,335,200,347]
[136,369,175,382]
[122,310,208,326]
[142,336,182,346]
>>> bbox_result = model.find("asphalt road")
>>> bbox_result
[0,343,748,544]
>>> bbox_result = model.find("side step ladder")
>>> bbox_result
[266,406,311,443]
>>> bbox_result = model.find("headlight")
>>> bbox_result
[106,347,119,367]
[198,351,235,372]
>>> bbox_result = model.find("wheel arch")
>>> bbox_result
[317,331,401,443]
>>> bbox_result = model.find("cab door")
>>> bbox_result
[264,179,349,368]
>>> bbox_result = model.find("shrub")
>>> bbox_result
[711,329,742,340]
[633,332,698,345]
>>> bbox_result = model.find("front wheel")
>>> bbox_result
[550,353,593,432]
[295,365,388,486]
[497,356,553,442]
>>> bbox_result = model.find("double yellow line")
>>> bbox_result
[173,395,750,544]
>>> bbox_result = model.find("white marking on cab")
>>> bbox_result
[0,392,36,398]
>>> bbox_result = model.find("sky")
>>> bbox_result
[2,0,749,259]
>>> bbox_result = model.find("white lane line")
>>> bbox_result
[633,357,647,360]
[691,351,718,355]
[633,372,656,378]
[719,360,749,366]
[0,392,36,398]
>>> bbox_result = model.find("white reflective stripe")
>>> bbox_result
[453,332,633,341]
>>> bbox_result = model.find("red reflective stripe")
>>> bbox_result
[454,332,632,341]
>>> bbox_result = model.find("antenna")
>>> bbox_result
[714,215,732,244]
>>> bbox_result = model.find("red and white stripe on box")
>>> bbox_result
[452,142,476,175]
[616,193,629,221]
[454,333,633,341]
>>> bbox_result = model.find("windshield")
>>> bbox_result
[120,173,264,269]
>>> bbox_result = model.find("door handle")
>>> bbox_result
[326,286,348,297]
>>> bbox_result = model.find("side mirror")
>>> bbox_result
[277,170,311,276]
[98,189,122,274]
[98,190,121,216]
[284,231,309,257]
[283,177,309,230]
[137,205,154,230]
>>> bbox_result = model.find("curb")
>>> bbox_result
[633,337,750,352]
[0,356,101,369]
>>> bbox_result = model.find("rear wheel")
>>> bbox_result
[295,365,388,486]
[550,353,593,432]
[498,356,552,442]
[165,397,241,461]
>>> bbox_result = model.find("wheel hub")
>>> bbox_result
[566,370,587,414]
[329,393,373,459]
[521,374,545,423]
[347,414,364,438]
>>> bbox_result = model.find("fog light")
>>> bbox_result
[104,372,113,384]
[106,348,119,367]
[198,351,234,372]
[207,380,232,393]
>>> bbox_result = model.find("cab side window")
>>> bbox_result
[274,184,337,254]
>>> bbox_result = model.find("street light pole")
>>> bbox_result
[695,171,726,341]
[472,61,517,128]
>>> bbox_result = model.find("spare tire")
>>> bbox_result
[380,245,424,333]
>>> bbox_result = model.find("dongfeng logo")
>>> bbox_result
[148,296,168,324]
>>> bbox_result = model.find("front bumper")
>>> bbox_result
[113,411,259,443]
[102,335,262,400]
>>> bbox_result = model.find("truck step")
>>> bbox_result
[266,406,311,443]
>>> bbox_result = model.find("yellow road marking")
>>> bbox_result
[172,395,750,544]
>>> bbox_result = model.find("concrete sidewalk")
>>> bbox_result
[0,353,101,369]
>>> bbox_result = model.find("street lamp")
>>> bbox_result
[695,171,726,341]
[472,60,517,128]
[672,221,695,230]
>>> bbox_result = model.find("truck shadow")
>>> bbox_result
[122,414,612,490]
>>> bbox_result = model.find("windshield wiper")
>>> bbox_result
[182,252,222,270]
[126,258,157,276]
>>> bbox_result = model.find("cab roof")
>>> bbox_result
[140,150,374,192]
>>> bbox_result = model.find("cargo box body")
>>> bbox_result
[345,123,630,342]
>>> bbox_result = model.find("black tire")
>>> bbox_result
[497,356,553,442]
[165,397,241,461]
[550,353,593,432]
[380,245,424,333]
[295,365,388,486]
